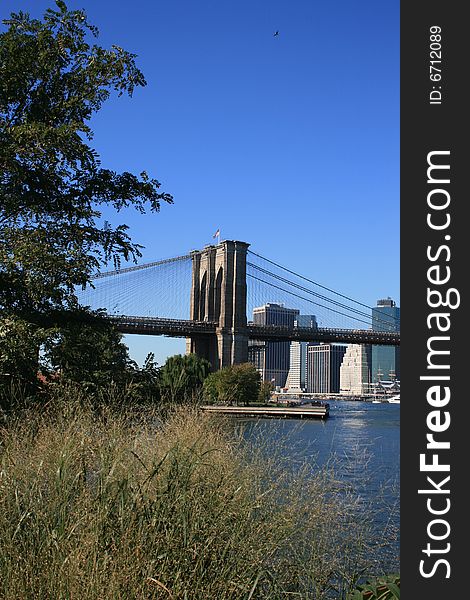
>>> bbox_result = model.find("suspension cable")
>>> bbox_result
[248,249,399,324]
[247,262,395,326]
[247,273,375,329]
[92,254,191,280]
[247,262,399,329]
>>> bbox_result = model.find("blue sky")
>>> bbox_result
[3,0,400,366]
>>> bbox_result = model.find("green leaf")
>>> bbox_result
[386,582,400,598]
[1,1,172,318]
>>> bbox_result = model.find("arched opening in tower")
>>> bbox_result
[199,272,207,321]
[214,266,223,324]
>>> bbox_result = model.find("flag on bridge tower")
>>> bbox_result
[212,228,220,243]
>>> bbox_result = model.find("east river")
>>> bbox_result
[234,400,400,573]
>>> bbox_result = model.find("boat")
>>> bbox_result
[388,394,400,404]
[371,395,388,403]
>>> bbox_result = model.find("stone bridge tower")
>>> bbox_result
[186,240,249,370]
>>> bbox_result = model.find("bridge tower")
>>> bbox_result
[186,240,249,370]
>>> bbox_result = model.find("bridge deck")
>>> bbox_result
[107,315,400,345]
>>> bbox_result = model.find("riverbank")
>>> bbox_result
[271,392,400,404]
[0,391,396,599]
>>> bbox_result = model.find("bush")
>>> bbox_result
[159,353,211,403]
[258,380,274,404]
[203,362,260,405]
[42,308,134,390]
[0,316,47,405]
[0,309,158,409]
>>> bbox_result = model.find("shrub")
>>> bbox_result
[0,316,47,405]
[258,380,274,403]
[159,353,211,403]
[203,362,260,405]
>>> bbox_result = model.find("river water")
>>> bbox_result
[234,400,400,573]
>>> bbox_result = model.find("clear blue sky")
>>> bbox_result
[3,0,400,366]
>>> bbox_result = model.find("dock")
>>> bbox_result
[201,404,329,420]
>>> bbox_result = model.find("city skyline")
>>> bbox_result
[1,0,399,366]
[247,299,399,394]
[251,299,400,395]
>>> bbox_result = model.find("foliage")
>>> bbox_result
[159,353,211,402]
[202,370,220,404]
[348,575,400,600]
[203,362,261,405]
[0,0,173,315]
[0,315,47,404]
[0,306,163,408]
[125,352,161,403]
[41,307,134,389]
[258,379,274,403]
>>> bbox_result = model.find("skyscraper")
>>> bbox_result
[285,315,317,392]
[371,298,400,382]
[340,344,372,395]
[249,303,300,387]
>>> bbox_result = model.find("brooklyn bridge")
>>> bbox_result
[77,240,400,370]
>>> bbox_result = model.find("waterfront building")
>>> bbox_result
[339,344,372,395]
[285,315,317,392]
[248,303,300,387]
[306,343,347,393]
[371,298,400,382]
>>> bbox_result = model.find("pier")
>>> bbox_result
[201,403,329,419]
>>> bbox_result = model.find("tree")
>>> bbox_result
[202,371,220,405]
[0,2,173,399]
[123,352,161,404]
[203,363,261,406]
[0,1,173,317]
[159,354,211,403]
[41,308,134,389]
[0,315,48,404]
[258,380,274,404]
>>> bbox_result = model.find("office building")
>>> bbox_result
[285,315,317,392]
[339,344,372,395]
[306,343,347,393]
[249,303,300,387]
[371,298,400,382]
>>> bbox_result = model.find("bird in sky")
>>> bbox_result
[273,30,279,37]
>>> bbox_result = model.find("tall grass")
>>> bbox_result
[0,388,389,599]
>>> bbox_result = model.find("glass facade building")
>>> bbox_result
[306,343,347,393]
[371,298,400,382]
[249,303,300,387]
[285,315,317,391]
